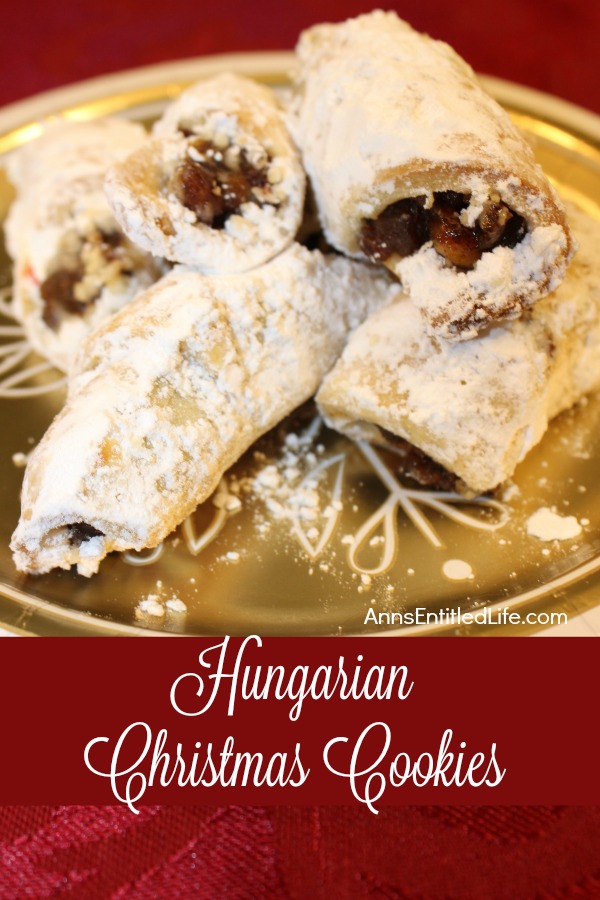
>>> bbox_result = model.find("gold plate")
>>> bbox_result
[1,54,600,636]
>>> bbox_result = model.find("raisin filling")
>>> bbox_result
[360,191,527,270]
[172,138,278,229]
[41,269,87,325]
[68,522,105,547]
[40,229,134,331]
[379,430,462,493]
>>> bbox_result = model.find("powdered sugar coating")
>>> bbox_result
[293,11,573,338]
[105,74,305,272]
[5,118,149,203]
[396,223,568,340]
[11,245,394,575]
[525,507,582,541]
[317,204,600,495]
[4,119,163,371]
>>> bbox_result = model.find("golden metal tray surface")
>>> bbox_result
[1,54,599,636]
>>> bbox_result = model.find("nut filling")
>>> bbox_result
[360,191,527,270]
[40,229,136,331]
[171,137,280,229]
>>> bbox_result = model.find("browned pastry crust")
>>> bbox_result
[294,12,574,340]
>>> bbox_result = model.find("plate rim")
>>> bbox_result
[1,51,600,142]
[0,53,296,138]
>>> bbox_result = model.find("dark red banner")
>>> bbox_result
[1,637,597,811]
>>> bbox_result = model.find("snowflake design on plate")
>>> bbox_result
[125,420,509,579]
[290,438,508,576]
[0,287,67,397]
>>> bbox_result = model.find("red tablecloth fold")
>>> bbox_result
[1,806,599,898]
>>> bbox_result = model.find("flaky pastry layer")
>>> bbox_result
[11,245,394,576]
[105,74,305,272]
[317,204,600,495]
[4,119,162,371]
[294,11,573,339]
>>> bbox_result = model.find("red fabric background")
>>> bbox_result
[1,0,599,115]
[1,806,600,898]
[1,2,599,895]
